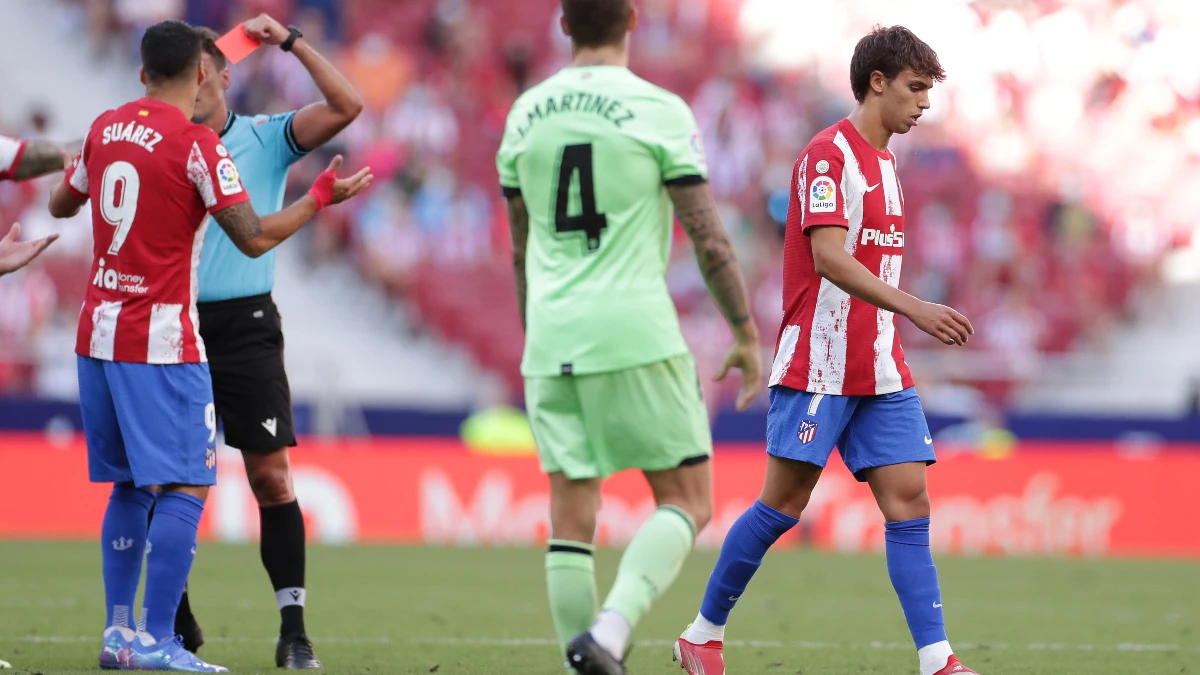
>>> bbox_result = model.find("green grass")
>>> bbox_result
[0,541,1197,674]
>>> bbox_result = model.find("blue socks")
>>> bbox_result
[885,517,948,649]
[699,500,798,625]
[694,507,947,653]
[142,492,205,641]
[101,483,156,629]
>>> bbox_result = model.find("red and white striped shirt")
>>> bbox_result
[67,98,250,364]
[0,135,27,180]
[769,119,914,396]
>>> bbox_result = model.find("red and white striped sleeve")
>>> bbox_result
[796,141,848,232]
[0,135,27,181]
[186,126,249,214]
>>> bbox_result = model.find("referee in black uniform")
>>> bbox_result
[180,16,363,669]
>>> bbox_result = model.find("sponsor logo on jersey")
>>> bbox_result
[860,225,904,248]
[92,257,150,294]
[215,158,242,196]
[809,176,836,213]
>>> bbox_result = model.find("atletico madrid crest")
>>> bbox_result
[797,420,819,444]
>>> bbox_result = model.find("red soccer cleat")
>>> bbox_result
[933,655,979,675]
[673,637,724,675]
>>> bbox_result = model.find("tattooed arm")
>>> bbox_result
[505,194,530,331]
[668,180,763,409]
[210,197,316,259]
[13,140,69,181]
[211,155,372,259]
[668,181,757,341]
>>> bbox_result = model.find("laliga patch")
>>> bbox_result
[809,175,836,213]
[815,159,830,174]
[215,158,242,196]
[797,420,819,445]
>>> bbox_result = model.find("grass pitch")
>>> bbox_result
[0,541,1196,674]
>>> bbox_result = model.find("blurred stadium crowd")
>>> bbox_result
[0,0,1196,410]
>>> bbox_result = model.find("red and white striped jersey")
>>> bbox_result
[0,135,27,180]
[769,119,914,396]
[67,98,250,364]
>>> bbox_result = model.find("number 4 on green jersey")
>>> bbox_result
[496,66,708,378]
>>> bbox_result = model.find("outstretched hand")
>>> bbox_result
[0,222,58,276]
[307,155,373,210]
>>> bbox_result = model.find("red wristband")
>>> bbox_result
[307,168,337,211]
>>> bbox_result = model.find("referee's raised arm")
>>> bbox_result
[178,16,368,670]
[241,13,364,152]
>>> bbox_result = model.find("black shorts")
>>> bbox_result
[197,293,297,453]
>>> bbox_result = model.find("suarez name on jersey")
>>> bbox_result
[769,118,914,397]
[66,97,250,365]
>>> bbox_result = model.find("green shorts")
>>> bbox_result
[524,353,713,480]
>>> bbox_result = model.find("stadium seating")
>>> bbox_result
[1,0,1183,410]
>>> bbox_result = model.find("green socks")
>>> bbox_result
[546,507,698,661]
[601,505,697,629]
[545,539,599,655]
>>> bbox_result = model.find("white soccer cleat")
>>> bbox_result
[0,658,11,669]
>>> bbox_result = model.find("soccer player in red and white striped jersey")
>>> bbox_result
[676,26,979,675]
[63,96,250,363]
[45,19,369,672]
[772,116,916,394]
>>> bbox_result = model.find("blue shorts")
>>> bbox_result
[766,386,936,481]
[78,355,218,487]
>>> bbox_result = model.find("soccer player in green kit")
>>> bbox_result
[496,1,763,673]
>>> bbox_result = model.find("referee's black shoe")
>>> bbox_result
[566,632,626,675]
[276,634,322,670]
[175,612,205,654]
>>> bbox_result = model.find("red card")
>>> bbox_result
[214,24,261,64]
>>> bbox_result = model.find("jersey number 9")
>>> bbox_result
[554,144,608,253]
[100,161,141,256]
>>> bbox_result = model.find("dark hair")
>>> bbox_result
[561,0,632,49]
[850,25,945,103]
[141,20,203,84]
[194,26,228,71]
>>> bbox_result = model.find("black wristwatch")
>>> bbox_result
[281,25,303,52]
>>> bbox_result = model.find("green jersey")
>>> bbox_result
[496,66,707,378]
